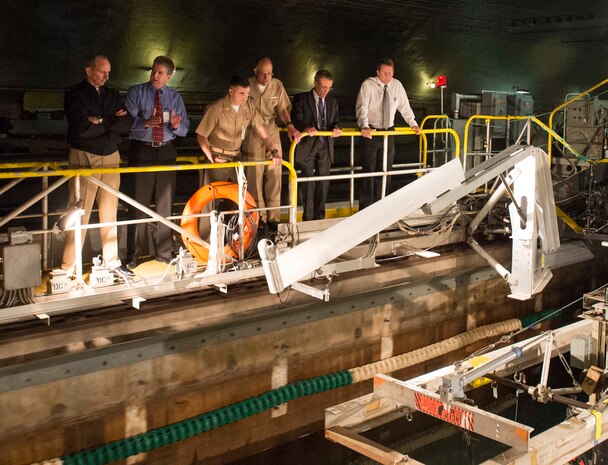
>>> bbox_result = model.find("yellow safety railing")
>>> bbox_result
[287,128,460,218]
[548,77,608,162]
[0,159,296,182]
[0,159,297,270]
[419,115,451,167]
[461,114,596,234]
[463,115,529,167]
[420,114,448,128]
[418,128,460,167]
[1,126,464,266]
[283,125,460,167]
[463,115,581,170]
[0,155,205,171]
[555,206,584,234]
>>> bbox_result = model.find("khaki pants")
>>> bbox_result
[241,129,282,223]
[62,149,120,271]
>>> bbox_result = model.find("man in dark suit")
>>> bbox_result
[291,70,342,221]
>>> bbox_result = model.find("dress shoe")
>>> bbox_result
[113,265,135,278]
[267,221,279,233]
[257,220,268,240]
[126,258,143,270]
[61,267,76,279]
[156,256,174,265]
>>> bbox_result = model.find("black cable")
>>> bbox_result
[225,212,259,260]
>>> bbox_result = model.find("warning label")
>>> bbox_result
[414,392,475,431]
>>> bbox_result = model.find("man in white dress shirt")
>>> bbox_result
[355,58,422,210]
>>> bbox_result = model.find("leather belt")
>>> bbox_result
[210,146,240,157]
[135,140,173,148]
[369,125,395,131]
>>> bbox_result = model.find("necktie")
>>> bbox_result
[318,98,325,130]
[152,89,164,145]
[382,84,391,129]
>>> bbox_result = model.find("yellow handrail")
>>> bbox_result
[547,78,608,161]
[418,115,449,167]
[418,128,460,166]
[0,160,297,221]
[0,159,295,180]
[463,115,581,168]
[463,115,529,160]
[461,114,592,233]
[420,114,448,129]
[555,206,584,234]
[287,128,460,166]
[0,155,205,171]
[287,128,460,211]
[528,115,580,159]
[0,159,298,251]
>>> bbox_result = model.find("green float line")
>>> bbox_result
[61,371,352,465]
[519,307,565,329]
[58,305,574,465]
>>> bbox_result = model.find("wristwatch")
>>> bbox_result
[270,148,279,157]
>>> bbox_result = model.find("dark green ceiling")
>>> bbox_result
[2,0,607,111]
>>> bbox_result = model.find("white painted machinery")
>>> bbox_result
[259,145,560,301]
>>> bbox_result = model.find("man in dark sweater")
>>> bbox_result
[62,54,133,276]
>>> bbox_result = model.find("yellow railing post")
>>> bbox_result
[419,115,449,167]
[463,114,582,170]
[547,78,608,163]
[287,127,460,218]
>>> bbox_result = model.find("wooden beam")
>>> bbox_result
[325,426,424,465]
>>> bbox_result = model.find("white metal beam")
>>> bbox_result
[262,158,466,291]
[480,408,606,465]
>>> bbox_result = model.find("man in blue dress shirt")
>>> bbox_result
[124,56,190,267]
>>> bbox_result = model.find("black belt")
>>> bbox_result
[369,125,395,131]
[134,140,174,148]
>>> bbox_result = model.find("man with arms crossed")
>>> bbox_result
[62,54,133,277]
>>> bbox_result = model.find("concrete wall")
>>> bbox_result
[0,243,601,464]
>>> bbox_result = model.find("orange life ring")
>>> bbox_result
[181,182,259,263]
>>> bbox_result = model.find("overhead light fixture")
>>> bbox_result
[513,86,530,94]
[53,199,85,233]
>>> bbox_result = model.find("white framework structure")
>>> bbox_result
[260,145,560,301]
[325,319,605,465]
